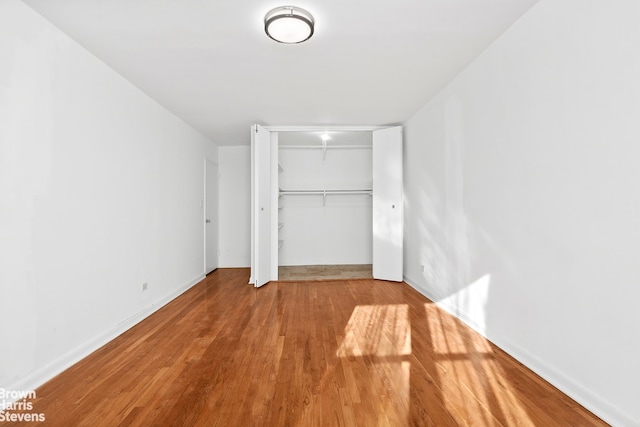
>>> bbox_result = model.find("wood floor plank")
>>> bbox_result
[279,264,373,281]
[1,268,607,426]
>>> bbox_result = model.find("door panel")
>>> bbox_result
[251,124,272,287]
[372,126,403,282]
[205,160,218,274]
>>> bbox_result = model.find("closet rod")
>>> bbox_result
[279,145,372,149]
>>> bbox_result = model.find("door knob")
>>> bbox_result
[206,219,211,223]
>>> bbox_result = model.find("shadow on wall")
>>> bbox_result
[403,97,532,339]
[408,183,529,337]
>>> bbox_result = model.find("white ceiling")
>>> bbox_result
[22,0,539,145]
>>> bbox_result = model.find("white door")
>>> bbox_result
[251,124,272,287]
[372,126,403,282]
[205,159,218,274]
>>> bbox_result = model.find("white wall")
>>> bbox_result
[403,1,640,425]
[0,0,217,397]
[218,146,251,267]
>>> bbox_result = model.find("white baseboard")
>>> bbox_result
[403,275,637,427]
[3,273,205,404]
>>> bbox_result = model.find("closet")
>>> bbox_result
[250,125,402,287]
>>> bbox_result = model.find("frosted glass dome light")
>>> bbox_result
[265,6,314,44]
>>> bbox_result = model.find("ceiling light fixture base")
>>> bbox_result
[264,6,314,44]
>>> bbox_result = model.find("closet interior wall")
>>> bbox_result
[275,131,373,269]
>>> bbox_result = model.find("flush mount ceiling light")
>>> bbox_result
[264,6,314,44]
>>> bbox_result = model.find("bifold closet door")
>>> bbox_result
[372,126,403,282]
[251,124,271,288]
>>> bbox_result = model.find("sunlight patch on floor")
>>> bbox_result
[426,303,534,426]
[337,304,411,357]
[336,304,411,425]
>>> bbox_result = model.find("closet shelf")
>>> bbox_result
[280,142,372,162]
[279,189,372,206]
[279,189,372,196]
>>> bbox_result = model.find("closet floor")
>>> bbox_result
[278,264,372,281]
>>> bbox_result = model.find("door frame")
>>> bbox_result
[265,126,386,276]
[264,125,387,132]
[254,124,403,284]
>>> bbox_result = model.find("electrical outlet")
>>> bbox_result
[420,264,425,272]
[142,282,148,291]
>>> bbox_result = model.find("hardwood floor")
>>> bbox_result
[278,264,373,281]
[2,268,606,426]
